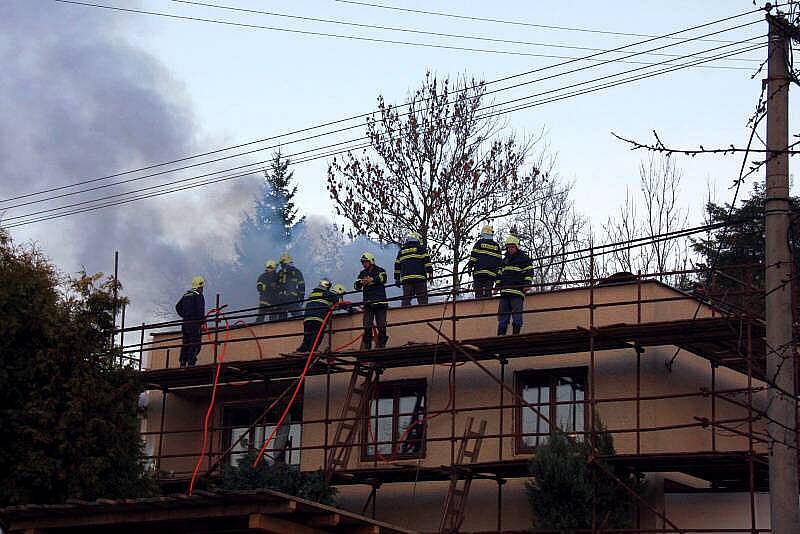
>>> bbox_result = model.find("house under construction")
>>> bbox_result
[4,261,790,533]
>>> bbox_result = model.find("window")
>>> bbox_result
[516,368,586,451]
[224,402,302,467]
[363,379,426,461]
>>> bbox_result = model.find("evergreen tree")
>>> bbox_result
[691,183,800,316]
[526,422,646,531]
[0,228,157,505]
[218,451,336,505]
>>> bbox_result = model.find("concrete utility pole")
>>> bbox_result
[765,10,800,534]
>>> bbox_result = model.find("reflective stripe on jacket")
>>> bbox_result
[495,250,534,297]
[467,238,503,279]
[354,265,388,307]
[394,242,433,283]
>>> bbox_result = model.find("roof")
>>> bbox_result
[0,488,418,534]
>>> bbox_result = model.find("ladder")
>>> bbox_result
[439,417,487,533]
[324,362,375,481]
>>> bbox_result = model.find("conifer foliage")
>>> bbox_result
[526,424,646,531]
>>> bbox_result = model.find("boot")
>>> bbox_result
[377,333,389,348]
[512,324,522,335]
[497,324,507,336]
[296,344,309,353]
[361,338,373,350]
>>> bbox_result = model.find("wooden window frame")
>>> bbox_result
[361,378,427,461]
[514,367,588,453]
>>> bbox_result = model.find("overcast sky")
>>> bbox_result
[1,0,795,324]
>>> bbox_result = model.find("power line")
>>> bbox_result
[2,35,761,217]
[334,0,762,44]
[172,0,763,64]
[12,3,763,206]
[4,16,764,210]
[4,40,762,228]
[53,0,762,65]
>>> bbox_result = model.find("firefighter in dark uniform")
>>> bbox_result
[467,225,503,299]
[394,232,433,306]
[355,252,389,349]
[495,235,533,336]
[255,259,280,323]
[175,276,206,367]
[278,252,305,318]
[296,278,340,353]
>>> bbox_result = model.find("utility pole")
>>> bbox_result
[765,9,800,534]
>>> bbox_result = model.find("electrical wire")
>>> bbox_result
[172,0,763,65]
[2,37,764,227]
[333,0,763,44]
[10,3,765,204]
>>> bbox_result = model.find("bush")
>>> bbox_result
[218,452,337,505]
[526,422,646,532]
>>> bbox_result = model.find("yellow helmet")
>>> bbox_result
[481,225,494,235]
[265,260,277,270]
[360,252,375,263]
[332,283,346,295]
[505,235,520,247]
[319,278,332,289]
[406,232,422,242]
[191,276,205,290]
[279,252,293,264]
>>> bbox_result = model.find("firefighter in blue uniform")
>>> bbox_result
[495,235,533,336]
[467,225,503,299]
[296,278,340,353]
[278,253,305,318]
[394,232,434,306]
[255,259,280,323]
[175,276,206,367]
[355,252,389,349]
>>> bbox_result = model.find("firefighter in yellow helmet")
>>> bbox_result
[296,278,339,353]
[175,276,206,366]
[278,252,305,319]
[354,252,389,348]
[495,235,533,335]
[255,260,279,323]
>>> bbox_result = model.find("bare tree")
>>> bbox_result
[601,155,689,283]
[327,72,551,290]
[507,160,588,291]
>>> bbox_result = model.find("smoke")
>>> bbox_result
[0,1,399,328]
[0,1,258,326]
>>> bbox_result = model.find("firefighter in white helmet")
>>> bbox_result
[466,225,502,299]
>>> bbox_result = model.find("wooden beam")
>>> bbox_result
[248,513,325,534]
[348,526,380,534]
[307,513,340,527]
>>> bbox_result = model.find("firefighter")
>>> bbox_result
[175,276,206,367]
[467,225,502,299]
[495,235,533,336]
[278,252,305,318]
[296,278,339,353]
[394,232,433,306]
[255,260,280,323]
[354,252,389,349]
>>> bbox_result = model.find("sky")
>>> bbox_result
[0,0,796,325]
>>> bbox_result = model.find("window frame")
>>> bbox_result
[514,367,588,453]
[361,378,427,462]
[222,400,303,467]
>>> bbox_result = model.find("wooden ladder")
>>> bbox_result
[324,362,375,481]
[439,416,487,533]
